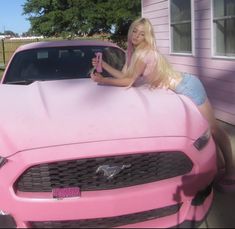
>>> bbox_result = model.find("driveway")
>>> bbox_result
[200,121,235,228]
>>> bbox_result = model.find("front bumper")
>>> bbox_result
[0,137,216,228]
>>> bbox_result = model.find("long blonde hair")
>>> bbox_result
[126,17,180,88]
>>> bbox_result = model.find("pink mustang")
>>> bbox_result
[0,40,216,228]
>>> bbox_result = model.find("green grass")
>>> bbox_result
[3,40,34,63]
[0,69,4,79]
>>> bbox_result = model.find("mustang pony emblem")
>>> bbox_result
[96,164,131,180]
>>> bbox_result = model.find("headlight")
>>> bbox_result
[193,129,211,151]
[0,156,7,168]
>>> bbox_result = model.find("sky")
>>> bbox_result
[0,0,30,35]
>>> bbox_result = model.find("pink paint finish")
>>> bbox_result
[0,40,217,228]
[0,79,209,156]
[0,136,216,227]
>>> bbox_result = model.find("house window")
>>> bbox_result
[170,0,192,54]
[213,0,235,57]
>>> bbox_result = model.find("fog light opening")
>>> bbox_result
[0,157,8,168]
[193,129,211,151]
[0,210,17,228]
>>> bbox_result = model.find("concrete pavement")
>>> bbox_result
[200,121,235,228]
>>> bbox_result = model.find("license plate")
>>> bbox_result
[52,187,81,199]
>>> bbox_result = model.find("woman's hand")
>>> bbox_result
[90,72,104,84]
[91,57,98,68]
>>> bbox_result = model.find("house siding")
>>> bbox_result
[142,0,235,125]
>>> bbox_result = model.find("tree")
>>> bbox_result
[106,0,141,47]
[3,30,19,37]
[22,0,141,42]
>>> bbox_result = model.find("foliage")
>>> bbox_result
[22,0,141,45]
[1,30,19,37]
[0,69,4,78]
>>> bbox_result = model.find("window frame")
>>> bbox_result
[169,0,195,56]
[211,0,235,59]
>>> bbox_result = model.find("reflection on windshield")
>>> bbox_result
[3,45,125,85]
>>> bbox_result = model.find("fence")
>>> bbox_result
[0,39,43,69]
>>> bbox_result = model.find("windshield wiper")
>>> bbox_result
[6,79,35,85]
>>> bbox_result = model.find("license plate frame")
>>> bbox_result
[52,187,81,199]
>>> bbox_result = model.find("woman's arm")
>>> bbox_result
[91,58,146,87]
[92,56,127,79]
[91,72,133,87]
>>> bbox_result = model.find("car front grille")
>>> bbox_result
[29,203,182,228]
[15,151,193,192]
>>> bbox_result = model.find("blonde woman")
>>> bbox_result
[90,17,235,192]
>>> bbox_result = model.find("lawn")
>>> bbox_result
[1,39,44,79]
[0,69,4,79]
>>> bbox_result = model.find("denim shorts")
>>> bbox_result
[175,73,207,106]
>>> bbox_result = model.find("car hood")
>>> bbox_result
[0,79,208,156]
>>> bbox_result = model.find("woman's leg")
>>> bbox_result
[197,99,235,178]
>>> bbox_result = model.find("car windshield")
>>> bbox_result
[3,45,126,85]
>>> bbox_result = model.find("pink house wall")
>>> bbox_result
[142,0,235,125]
